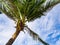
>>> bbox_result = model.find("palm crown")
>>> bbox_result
[0,0,60,22]
[0,0,60,45]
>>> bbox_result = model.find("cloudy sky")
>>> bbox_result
[0,3,60,45]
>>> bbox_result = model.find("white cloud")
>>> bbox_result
[56,38,60,45]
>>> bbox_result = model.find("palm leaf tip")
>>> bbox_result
[38,37,49,45]
[0,12,2,14]
[24,26,49,45]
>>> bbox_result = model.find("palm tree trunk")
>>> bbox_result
[6,20,24,45]
[6,30,21,45]
[25,26,49,45]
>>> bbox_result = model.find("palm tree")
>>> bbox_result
[0,0,60,45]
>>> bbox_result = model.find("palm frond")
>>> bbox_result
[0,8,16,21]
[25,0,46,21]
[24,26,49,45]
[0,11,1,14]
[26,0,60,22]
[41,0,60,13]
[0,0,21,20]
[0,0,60,22]
[0,0,2,14]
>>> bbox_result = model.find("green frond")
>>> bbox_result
[0,8,16,21]
[24,26,49,45]
[41,0,60,13]
[0,0,60,22]
[25,0,46,21]
[0,0,21,20]
[26,0,60,22]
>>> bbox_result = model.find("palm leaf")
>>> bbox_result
[0,1,16,20]
[0,8,16,21]
[24,26,49,45]
[26,0,60,22]
[0,0,60,22]
[0,0,21,20]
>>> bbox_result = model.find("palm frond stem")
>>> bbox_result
[24,25,49,45]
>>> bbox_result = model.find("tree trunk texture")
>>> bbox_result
[6,20,24,45]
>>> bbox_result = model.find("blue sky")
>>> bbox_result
[0,3,60,45]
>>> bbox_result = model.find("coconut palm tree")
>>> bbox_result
[0,0,60,45]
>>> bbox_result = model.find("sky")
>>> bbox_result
[0,3,60,45]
